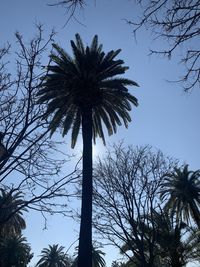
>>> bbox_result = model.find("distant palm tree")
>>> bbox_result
[0,234,33,267]
[72,245,106,267]
[37,34,138,267]
[160,165,200,228]
[0,188,26,237]
[36,244,70,267]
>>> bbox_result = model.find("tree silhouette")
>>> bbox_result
[161,165,200,229]
[0,235,33,267]
[37,34,138,267]
[36,244,70,267]
[0,25,79,218]
[93,144,176,267]
[72,245,106,267]
[0,188,26,238]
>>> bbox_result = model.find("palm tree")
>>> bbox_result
[121,210,197,267]
[160,165,200,228]
[0,188,26,237]
[0,234,33,267]
[150,210,187,267]
[72,245,106,267]
[151,210,200,267]
[37,34,138,267]
[36,244,70,267]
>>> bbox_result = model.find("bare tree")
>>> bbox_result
[128,0,200,92]
[0,25,80,218]
[93,143,177,266]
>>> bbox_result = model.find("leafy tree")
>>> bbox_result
[0,188,26,238]
[161,165,200,229]
[36,244,70,267]
[0,234,33,267]
[37,34,138,267]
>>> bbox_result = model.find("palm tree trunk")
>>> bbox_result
[77,108,93,267]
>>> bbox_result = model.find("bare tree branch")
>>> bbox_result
[0,25,81,218]
[127,0,200,92]
[47,0,86,26]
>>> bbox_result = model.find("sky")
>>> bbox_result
[0,0,200,266]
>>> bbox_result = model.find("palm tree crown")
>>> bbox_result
[0,234,33,267]
[36,244,70,267]
[37,33,138,147]
[160,165,200,228]
[72,245,106,267]
[0,188,26,237]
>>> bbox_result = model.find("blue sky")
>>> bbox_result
[1,1,200,266]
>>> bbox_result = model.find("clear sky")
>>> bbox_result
[1,1,200,266]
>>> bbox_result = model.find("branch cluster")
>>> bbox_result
[129,0,200,91]
[0,25,79,217]
[93,144,177,266]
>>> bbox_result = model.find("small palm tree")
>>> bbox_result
[0,188,27,237]
[0,234,33,267]
[160,165,200,228]
[36,244,70,267]
[37,34,138,267]
[72,245,106,267]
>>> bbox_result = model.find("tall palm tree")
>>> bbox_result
[160,165,200,228]
[0,188,26,237]
[36,244,70,267]
[37,34,138,267]
[0,234,33,267]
